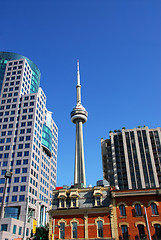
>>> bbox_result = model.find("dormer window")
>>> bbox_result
[93,187,103,207]
[73,198,76,207]
[69,189,79,208]
[96,197,101,206]
[70,198,78,208]
[58,190,67,209]
[60,199,65,208]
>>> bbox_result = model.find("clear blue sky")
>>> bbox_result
[0,0,161,187]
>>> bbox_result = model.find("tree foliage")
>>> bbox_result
[33,225,49,240]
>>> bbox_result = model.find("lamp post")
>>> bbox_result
[0,170,12,219]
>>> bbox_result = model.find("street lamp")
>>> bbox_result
[0,170,12,219]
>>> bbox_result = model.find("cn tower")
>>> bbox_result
[71,61,88,187]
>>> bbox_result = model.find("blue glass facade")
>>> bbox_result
[42,124,52,153]
[0,52,41,94]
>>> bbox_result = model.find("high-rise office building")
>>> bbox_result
[0,52,58,240]
[101,126,161,190]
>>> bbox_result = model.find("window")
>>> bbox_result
[151,203,158,215]
[0,146,3,151]
[19,137,24,141]
[23,159,28,164]
[17,152,22,157]
[72,222,77,239]
[18,144,23,149]
[24,151,29,156]
[11,110,15,115]
[27,128,31,133]
[19,195,25,201]
[16,160,21,165]
[13,186,18,192]
[9,124,13,128]
[4,153,9,158]
[28,114,33,119]
[21,122,26,127]
[26,136,30,141]
[13,225,16,234]
[135,204,142,216]
[0,178,5,184]
[1,224,8,231]
[121,225,128,240]
[60,222,65,239]
[1,170,6,175]
[20,186,26,191]
[3,161,8,166]
[8,131,12,135]
[22,115,26,120]
[60,199,65,208]
[14,177,19,183]
[27,121,32,126]
[25,143,30,148]
[22,168,27,173]
[23,109,27,113]
[96,197,101,206]
[97,221,103,238]
[21,176,27,182]
[72,198,76,207]
[26,228,29,236]
[18,226,22,235]
[119,205,126,216]
[15,168,20,174]
[137,224,146,240]
[20,129,25,134]
[12,196,17,202]
[154,224,161,239]
[5,146,10,150]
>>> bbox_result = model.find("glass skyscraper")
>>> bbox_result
[0,52,58,240]
[101,126,161,190]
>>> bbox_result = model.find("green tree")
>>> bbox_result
[33,225,49,240]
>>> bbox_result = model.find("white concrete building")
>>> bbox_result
[0,52,58,240]
[101,127,161,190]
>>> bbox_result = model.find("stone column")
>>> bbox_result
[84,213,88,239]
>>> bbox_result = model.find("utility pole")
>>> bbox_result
[0,171,12,219]
[23,197,29,240]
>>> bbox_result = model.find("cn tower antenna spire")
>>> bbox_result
[71,61,88,187]
[77,60,80,86]
[76,60,81,105]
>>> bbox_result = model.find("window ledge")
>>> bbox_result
[119,216,127,218]
[151,215,159,217]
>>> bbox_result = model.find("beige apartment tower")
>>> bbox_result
[101,126,161,190]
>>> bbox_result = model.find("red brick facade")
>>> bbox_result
[112,188,161,240]
[52,213,111,240]
[49,187,161,240]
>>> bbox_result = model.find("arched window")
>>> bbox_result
[154,224,161,239]
[119,205,126,216]
[135,204,142,216]
[60,222,65,239]
[72,222,77,239]
[97,220,103,238]
[121,225,128,240]
[151,203,158,215]
[137,224,146,240]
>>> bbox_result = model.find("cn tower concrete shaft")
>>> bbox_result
[71,61,88,187]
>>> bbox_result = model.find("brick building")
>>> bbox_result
[111,188,161,240]
[49,181,114,240]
